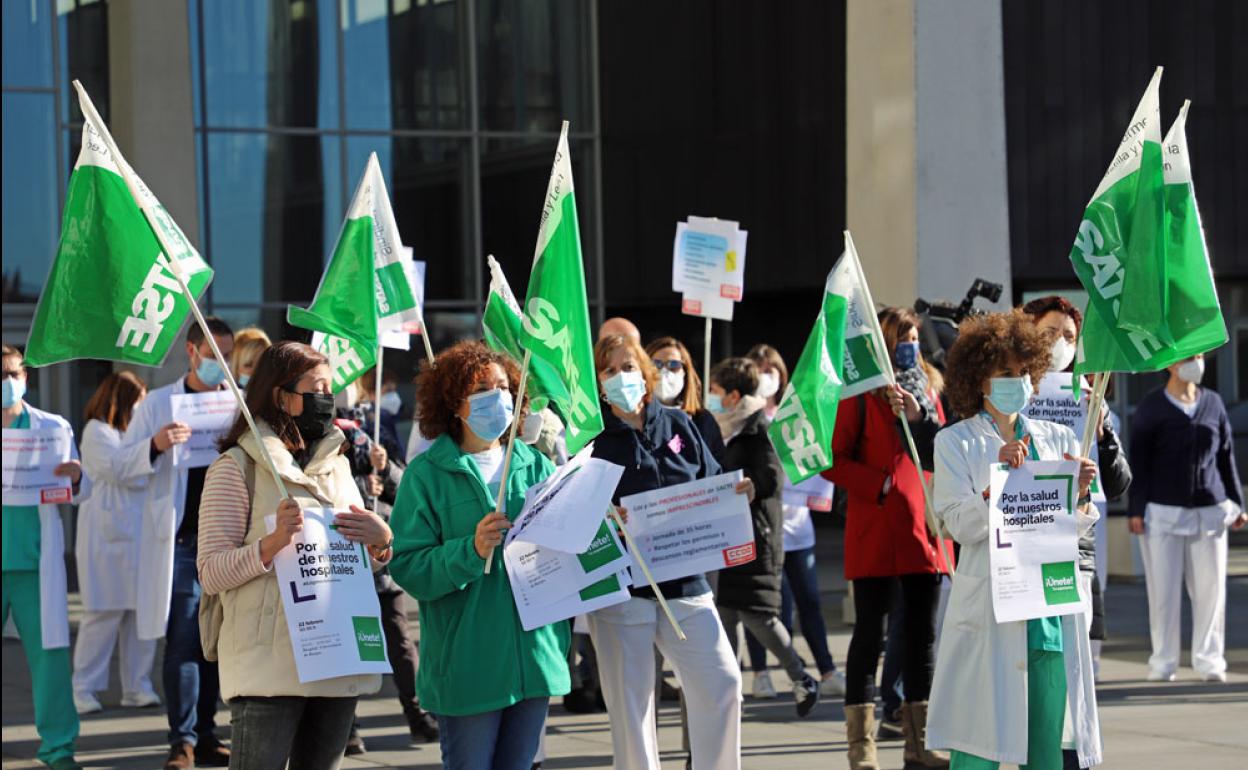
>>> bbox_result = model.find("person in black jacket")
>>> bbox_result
[646,336,726,463]
[708,358,820,719]
[588,334,751,770]
[1128,353,1245,684]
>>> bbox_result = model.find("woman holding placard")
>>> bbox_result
[823,308,951,769]
[589,333,751,770]
[72,371,161,715]
[197,342,393,769]
[927,311,1102,770]
[645,336,726,462]
[388,340,569,770]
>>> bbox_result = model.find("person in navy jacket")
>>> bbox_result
[1128,352,1245,683]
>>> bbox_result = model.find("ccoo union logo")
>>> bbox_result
[723,542,756,567]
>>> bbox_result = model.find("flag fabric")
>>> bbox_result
[289,153,420,391]
[768,234,890,484]
[516,124,604,454]
[482,255,571,414]
[26,96,213,367]
[310,332,377,394]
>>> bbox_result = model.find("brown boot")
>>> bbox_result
[162,743,193,770]
[901,701,950,769]
[844,703,880,770]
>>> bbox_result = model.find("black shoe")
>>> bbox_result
[793,674,820,718]
[563,687,603,714]
[659,679,682,702]
[407,710,440,744]
[877,708,904,741]
[345,723,366,756]
[192,737,231,767]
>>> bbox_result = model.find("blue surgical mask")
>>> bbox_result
[380,390,403,416]
[237,374,251,389]
[705,392,726,414]
[603,371,646,413]
[195,355,227,387]
[987,376,1034,415]
[2,377,26,408]
[895,341,920,370]
[463,388,513,442]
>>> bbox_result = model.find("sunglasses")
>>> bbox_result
[652,360,684,373]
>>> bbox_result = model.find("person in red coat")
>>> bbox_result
[823,307,954,770]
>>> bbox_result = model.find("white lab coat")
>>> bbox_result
[18,406,90,650]
[76,419,149,611]
[927,414,1102,768]
[117,378,199,640]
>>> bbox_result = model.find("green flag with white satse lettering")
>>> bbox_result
[26,96,213,367]
[516,124,604,454]
[482,255,572,415]
[289,153,421,392]
[1073,68,1225,374]
[768,235,890,484]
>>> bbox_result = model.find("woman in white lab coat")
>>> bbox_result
[926,311,1102,770]
[72,371,161,714]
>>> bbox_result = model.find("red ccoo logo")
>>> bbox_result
[723,542,756,567]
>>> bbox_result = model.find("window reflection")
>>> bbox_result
[2,93,60,302]
[2,0,53,88]
[58,0,110,125]
[206,133,342,304]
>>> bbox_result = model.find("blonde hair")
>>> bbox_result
[231,327,272,376]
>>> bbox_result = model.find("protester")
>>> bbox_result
[356,366,407,461]
[646,336,725,461]
[588,334,748,770]
[195,341,391,769]
[822,308,952,770]
[388,340,570,770]
[120,318,235,769]
[1128,352,1245,684]
[928,311,1102,770]
[743,343,844,700]
[72,372,161,715]
[598,317,642,345]
[229,327,271,389]
[1023,295,1133,679]
[334,417,439,754]
[708,357,820,718]
[1,344,86,770]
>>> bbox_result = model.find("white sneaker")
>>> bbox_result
[120,690,162,708]
[74,692,103,715]
[1201,671,1227,683]
[752,670,778,699]
[1146,669,1176,682]
[819,670,846,696]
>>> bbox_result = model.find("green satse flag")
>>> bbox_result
[768,236,890,484]
[483,255,574,415]
[26,111,213,367]
[517,124,604,455]
[310,332,377,394]
[1072,68,1173,375]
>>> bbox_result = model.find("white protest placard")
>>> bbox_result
[619,471,755,584]
[672,218,747,301]
[681,289,735,322]
[781,474,835,513]
[170,391,238,468]
[507,445,624,553]
[988,460,1084,624]
[1022,373,1105,501]
[268,507,392,683]
[505,519,633,627]
[515,569,632,632]
[1,428,73,505]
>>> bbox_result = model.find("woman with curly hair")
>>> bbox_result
[387,340,569,770]
[926,311,1102,770]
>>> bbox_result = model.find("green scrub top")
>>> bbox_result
[2,408,42,572]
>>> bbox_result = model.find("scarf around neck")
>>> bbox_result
[714,393,768,442]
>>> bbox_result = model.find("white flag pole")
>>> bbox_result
[73,80,290,499]
[609,507,687,641]
[703,317,713,404]
[482,349,532,575]
[844,231,954,575]
[374,346,385,450]
[1079,371,1110,459]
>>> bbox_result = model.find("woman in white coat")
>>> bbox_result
[72,371,161,714]
[927,312,1102,770]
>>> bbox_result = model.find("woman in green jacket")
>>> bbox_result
[389,341,570,770]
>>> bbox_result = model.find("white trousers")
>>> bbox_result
[71,609,157,698]
[1138,527,1228,677]
[588,593,742,770]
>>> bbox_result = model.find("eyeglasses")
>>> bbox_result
[652,360,684,373]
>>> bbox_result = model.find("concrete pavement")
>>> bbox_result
[5,530,1246,769]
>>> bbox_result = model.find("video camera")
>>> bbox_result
[914,278,1004,370]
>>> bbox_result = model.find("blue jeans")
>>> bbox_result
[164,541,221,746]
[745,546,836,675]
[435,698,549,770]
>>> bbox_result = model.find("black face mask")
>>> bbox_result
[289,391,336,442]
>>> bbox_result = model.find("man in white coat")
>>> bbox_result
[119,318,234,770]
[2,344,88,770]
